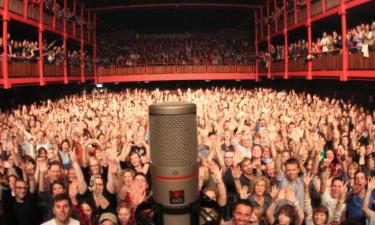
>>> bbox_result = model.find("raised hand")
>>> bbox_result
[303,173,314,189]
[270,185,279,200]
[231,165,242,180]
[239,185,249,199]
[108,159,118,175]
[367,177,375,191]
[69,179,79,198]
[69,148,77,163]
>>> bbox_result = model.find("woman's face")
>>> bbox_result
[254,180,266,196]
[278,213,292,225]
[122,172,134,186]
[130,154,141,167]
[348,167,357,178]
[313,212,327,225]
[325,150,334,163]
[118,207,132,224]
[81,203,93,218]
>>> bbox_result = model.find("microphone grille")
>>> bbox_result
[149,103,197,167]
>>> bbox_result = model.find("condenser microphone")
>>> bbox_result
[149,102,199,225]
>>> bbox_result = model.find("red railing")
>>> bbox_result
[326,0,340,10]
[312,53,342,71]
[8,61,39,77]
[288,57,307,71]
[98,64,256,76]
[9,0,23,15]
[348,50,375,70]
[271,60,285,72]
[44,64,64,77]
[311,0,322,16]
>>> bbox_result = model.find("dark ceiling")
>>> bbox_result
[84,1,265,34]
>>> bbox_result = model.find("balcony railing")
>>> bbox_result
[98,64,256,76]
[44,64,64,77]
[326,0,340,10]
[8,61,39,77]
[9,0,23,15]
[348,50,375,70]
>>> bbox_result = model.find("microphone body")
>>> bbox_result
[149,102,199,225]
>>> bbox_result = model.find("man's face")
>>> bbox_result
[241,160,253,176]
[224,152,234,167]
[233,204,252,225]
[49,164,62,181]
[14,181,27,200]
[53,199,71,223]
[330,180,343,198]
[354,172,367,192]
[285,163,299,181]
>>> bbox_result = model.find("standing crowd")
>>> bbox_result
[0,87,374,225]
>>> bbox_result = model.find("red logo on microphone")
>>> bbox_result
[169,190,185,204]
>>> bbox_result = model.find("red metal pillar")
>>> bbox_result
[73,0,76,37]
[283,0,288,79]
[340,0,348,81]
[53,0,56,28]
[39,0,45,86]
[23,0,28,18]
[255,11,259,82]
[274,0,278,32]
[93,13,97,84]
[80,2,85,83]
[322,0,326,12]
[267,0,271,79]
[294,0,297,24]
[260,7,264,38]
[87,10,91,44]
[63,0,68,84]
[2,0,10,89]
[306,0,312,80]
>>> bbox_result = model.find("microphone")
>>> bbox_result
[148,102,199,225]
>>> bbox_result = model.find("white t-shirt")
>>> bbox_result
[321,189,346,223]
[41,218,80,225]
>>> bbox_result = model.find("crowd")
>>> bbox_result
[258,20,375,64]
[96,33,256,67]
[0,33,94,69]
[0,87,374,225]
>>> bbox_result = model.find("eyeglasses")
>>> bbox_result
[16,186,27,190]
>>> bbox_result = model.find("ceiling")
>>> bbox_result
[84,0,266,34]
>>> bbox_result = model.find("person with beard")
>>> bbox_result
[345,171,375,224]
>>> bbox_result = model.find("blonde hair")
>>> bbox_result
[250,176,270,195]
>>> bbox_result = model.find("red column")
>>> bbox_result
[63,0,68,84]
[73,0,76,37]
[87,10,91,43]
[2,0,10,89]
[340,0,348,81]
[283,0,288,79]
[274,0,278,32]
[23,0,28,18]
[80,2,85,83]
[260,8,264,38]
[39,0,45,86]
[307,0,312,80]
[255,11,259,82]
[53,0,56,28]
[94,13,97,84]
[267,0,271,79]
[322,0,326,12]
[294,0,297,24]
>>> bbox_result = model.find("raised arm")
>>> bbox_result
[363,177,375,218]
[69,148,87,194]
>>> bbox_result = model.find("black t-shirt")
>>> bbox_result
[79,188,117,217]
[2,188,39,225]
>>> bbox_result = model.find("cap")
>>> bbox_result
[99,213,118,224]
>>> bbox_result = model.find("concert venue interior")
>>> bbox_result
[0,1,374,225]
